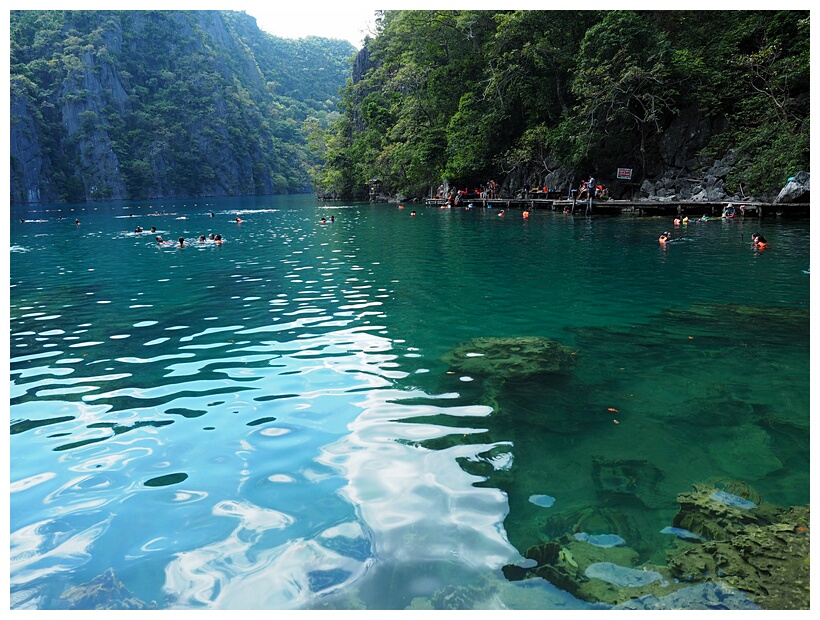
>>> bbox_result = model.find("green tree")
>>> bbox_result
[570,11,678,176]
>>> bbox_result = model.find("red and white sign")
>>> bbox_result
[616,168,633,180]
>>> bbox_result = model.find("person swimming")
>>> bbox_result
[178,237,185,247]
[752,232,768,248]
[659,231,672,244]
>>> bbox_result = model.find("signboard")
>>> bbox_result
[616,168,633,180]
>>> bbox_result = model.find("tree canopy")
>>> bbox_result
[313,10,809,200]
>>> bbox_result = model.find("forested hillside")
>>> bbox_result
[311,10,809,202]
[10,10,356,204]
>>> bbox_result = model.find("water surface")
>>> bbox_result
[9,195,810,609]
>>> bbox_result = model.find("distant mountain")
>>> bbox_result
[10,10,357,204]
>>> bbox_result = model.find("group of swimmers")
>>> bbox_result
[319,216,336,224]
[156,233,223,247]
[658,227,768,249]
[128,223,224,247]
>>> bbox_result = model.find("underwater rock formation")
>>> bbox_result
[57,568,158,610]
[440,336,577,414]
[667,486,809,610]
[501,483,809,610]
[440,336,577,379]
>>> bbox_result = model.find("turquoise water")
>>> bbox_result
[9,195,810,609]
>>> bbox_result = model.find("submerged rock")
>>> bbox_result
[667,487,810,610]
[502,484,809,609]
[58,568,157,610]
[585,562,665,588]
[440,336,577,380]
[614,582,759,610]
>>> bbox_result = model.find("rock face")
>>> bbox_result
[10,82,58,204]
[775,170,810,203]
[10,10,354,204]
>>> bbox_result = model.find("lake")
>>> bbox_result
[9,194,810,610]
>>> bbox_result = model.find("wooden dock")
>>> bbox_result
[423,197,809,217]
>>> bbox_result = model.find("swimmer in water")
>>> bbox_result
[135,226,143,233]
[659,231,671,244]
[498,210,505,217]
[199,235,206,243]
[235,216,243,223]
[330,215,335,222]
[410,210,417,216]
[752,232,768,248]
[150,226,157,233]
[178,237,185,247]
[215,234,223,244]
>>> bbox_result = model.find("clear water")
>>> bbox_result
[8,195,810,610]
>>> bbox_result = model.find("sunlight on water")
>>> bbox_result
[9,196,810,610]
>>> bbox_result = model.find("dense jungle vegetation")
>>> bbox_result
[310,10,809,201]
[10,10,355,203]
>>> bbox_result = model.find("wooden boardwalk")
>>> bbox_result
[423,197,809,217]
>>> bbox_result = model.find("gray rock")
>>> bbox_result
[775,171,810,203]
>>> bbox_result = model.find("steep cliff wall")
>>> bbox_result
[10,9,355,204]
[10,79,57,204]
